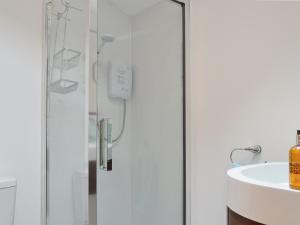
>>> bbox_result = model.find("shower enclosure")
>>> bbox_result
[44,0,188,225]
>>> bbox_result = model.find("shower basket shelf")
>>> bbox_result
[53,48,81,71]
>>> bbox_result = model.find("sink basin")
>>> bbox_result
[227,162,300,225]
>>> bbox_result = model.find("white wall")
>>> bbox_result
[190,1,300,225]
[0,0,43,225]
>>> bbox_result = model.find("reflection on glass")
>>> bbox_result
[46,0,89,225]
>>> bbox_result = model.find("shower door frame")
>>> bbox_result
[41,0,191,225]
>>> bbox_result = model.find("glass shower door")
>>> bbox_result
[46,1,89,225]
[95,1,185,225]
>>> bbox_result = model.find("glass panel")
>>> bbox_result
[46,0,89,225]
[96,1,184,225]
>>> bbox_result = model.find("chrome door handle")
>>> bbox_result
[98,118,112,171]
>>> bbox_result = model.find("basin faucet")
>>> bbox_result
[230,145,262,165]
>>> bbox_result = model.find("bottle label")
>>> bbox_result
[290,162,300,174]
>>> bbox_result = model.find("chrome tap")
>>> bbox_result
[230,145,262,165]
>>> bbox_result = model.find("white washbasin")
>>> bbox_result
[227,162,300,225]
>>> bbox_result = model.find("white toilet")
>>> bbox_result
[0,177,17,225]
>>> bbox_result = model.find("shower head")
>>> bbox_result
[101,34,115,43]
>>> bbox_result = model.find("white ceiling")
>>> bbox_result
[108,0,163,16]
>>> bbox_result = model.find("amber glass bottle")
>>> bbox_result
[289,130,300,190]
